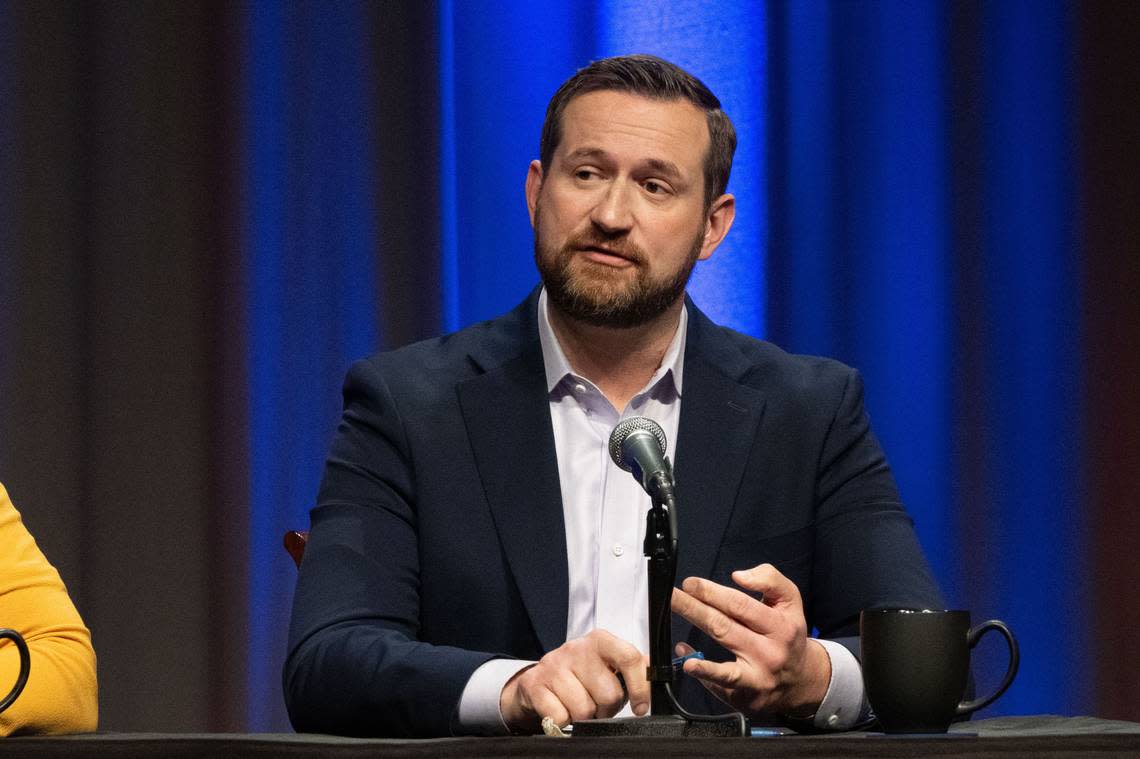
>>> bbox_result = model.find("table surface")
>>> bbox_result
[3,716,1140,758]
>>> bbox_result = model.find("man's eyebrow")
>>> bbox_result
[563,148,684,179]
[564,147,610,162]
[643,158,683,180]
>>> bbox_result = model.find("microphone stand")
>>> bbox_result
[573,463,748,737]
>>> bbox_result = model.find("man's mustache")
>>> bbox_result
[563,232,647,266]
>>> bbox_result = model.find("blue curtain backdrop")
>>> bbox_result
[237,0,1088,729]
[243,0,382,729]
[766,0,1085,716]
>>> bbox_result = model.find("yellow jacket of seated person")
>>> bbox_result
[0,483,97,735]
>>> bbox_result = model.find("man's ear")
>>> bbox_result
[697,193,736,261]
[525,160,544,227]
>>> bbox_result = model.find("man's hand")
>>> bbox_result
[670,563,831,718]
[500,629,650,732]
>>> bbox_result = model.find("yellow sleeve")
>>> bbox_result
[0,483,98,736]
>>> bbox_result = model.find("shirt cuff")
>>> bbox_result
[811,638,869,730]
[456,658,536,735]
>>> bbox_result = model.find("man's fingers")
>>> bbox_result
[681,658,734,707]
[527,684,571,727]
[730,563,802,609]
[571,658,628,718]
[614,654,650,716]
[551,669,603,722]
[684,656,772,693]
[522,665,611,726]
[674,641,735,706]
[591,632,650,716]
[672,581,776,651]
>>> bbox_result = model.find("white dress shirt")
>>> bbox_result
[457,289,866,733]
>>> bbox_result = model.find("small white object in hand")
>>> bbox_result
[541,716,570,737]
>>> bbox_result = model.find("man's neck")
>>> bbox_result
[547,298,685,411]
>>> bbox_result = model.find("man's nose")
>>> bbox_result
[589,181,634,234]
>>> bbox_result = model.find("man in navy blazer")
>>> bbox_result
[284,55,943,738]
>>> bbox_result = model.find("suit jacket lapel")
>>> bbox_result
[672,303,767,643]
[457,295,568,653]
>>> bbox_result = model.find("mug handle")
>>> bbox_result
[956,619,1019,716]
[0,629,31,714]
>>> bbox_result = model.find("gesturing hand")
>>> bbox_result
[500,629,649,733]
[670,563,831,717]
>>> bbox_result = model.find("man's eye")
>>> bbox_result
[644,180,665,194]
[575,170,595,181]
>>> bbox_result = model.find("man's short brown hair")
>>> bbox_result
[539,54,737,207]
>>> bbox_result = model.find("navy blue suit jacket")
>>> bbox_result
[283,290,943,737]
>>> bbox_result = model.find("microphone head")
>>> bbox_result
[608,417,667,472]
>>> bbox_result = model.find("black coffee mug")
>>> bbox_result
[0,629,31,714]
[860,609,1019,733]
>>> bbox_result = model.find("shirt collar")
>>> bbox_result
[537,287,687,398]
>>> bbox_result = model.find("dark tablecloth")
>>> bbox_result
[3,716,1139,758]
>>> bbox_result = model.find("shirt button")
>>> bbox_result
[612,544,624,557]
[826,714,839,728]
[574,383,587,394]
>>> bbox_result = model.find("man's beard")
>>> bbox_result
[534,226,704,329]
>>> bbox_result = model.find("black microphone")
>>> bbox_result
[608,417,674,500]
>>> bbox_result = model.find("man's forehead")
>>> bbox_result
[555,90,709,169]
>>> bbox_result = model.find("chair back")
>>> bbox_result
[284,530,309,569]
